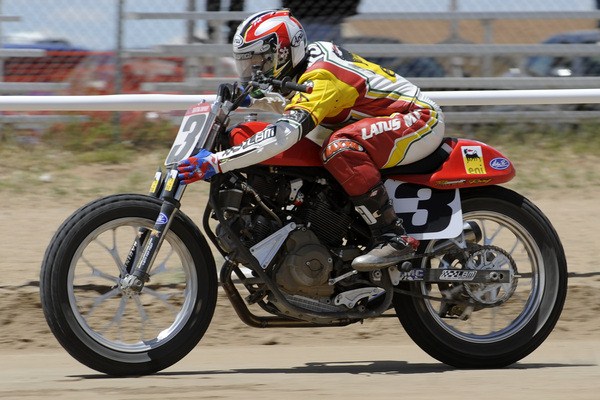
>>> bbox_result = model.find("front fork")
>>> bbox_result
[120,167,185,295]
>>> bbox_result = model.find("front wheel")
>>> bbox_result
[40,194,218,376]
[394,186,567,368]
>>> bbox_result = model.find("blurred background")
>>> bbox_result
[1,0,600,145]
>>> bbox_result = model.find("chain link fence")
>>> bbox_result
[0,0,599,95]
[1,0,600,140]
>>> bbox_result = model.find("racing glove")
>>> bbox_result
[176,149,221,184]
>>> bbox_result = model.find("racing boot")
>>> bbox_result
[351,183,419,271]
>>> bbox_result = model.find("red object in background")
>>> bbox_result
[3,49,188,94]
[4,50,90,83]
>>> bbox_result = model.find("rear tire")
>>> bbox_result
[40,194,217,376]
[394,186,567,368]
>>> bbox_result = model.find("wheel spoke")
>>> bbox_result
[63,215,201,352]
[99,295,128,338]
[420,208,545,343]
[94,229,127,276]
[142,286,180,318]
[80,255,120,283]
[150,247,174,276]
[81,286,121,318]
[132,295,151,342]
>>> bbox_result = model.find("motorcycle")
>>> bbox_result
[40,77,567,376]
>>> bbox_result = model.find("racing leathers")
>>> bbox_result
[212,41,445,270]
[215,41,445,196]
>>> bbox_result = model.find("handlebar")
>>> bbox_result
[248,75,313,94]
[214,74,312,113]
[274,77,313,94]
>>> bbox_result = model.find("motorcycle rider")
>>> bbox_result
[177,9,445,271]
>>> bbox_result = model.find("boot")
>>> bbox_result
[351,183,419,271]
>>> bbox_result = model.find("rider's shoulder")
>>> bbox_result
[306,41,349,67]
[307,41,337,57]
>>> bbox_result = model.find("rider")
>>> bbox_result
[177,9,445,271]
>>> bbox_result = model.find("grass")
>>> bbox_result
[446,122,600,193]
[1,117,600,203]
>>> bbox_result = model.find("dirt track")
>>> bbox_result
[1,184,599,399]
[1,341,599,400]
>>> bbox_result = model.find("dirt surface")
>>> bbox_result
[1,168,599,398]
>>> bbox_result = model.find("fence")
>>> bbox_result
[1,1,600,91]
[1,1,600,130]
[1,88,600,111]
[0,89,599,134]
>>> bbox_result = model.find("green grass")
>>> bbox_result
[446,122,600,192]
[1,117,599,202]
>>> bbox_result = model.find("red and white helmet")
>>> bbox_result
[232,9,307,82]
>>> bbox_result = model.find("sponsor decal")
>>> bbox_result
[165,177,175,192]
[361,118,402,139]
[436,179,466,186]
[291,30,305,47]
[440,270,477,281]
[149,179,159,194]
[467,178,492,185]
[323,139,364,162]
[220,126,277,157]
[461,146,487,175]
[490,157,510,171]
[156,212,169,225]
[398,269,425,281]
[186,103,211,115]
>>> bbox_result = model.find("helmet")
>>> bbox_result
[232,9,307,82]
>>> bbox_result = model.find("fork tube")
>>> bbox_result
[123,168,164,273]
[129,168,184,287]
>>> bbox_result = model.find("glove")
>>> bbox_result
[177,149,220,184]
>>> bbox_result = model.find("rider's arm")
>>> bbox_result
[216,71,355,173]
[216,108,315,173]
[246,92,288,114]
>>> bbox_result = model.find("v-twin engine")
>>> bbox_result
[214,172,365,303]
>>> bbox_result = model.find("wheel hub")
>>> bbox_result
[463,245,518,306]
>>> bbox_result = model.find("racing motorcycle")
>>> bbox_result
[40,78,567,376]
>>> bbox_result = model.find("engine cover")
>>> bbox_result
[276,229,334,297]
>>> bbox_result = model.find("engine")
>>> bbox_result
[275,229,334,297]
[215,172,358,298]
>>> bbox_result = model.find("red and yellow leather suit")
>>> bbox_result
[217,41,445,196]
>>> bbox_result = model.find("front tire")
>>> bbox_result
[394,186,567,368]
[40,194,217,376]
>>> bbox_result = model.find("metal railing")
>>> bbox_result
[1,89,600,111]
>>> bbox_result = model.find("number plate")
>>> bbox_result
[165,103,213,166]
[384,180,463,240]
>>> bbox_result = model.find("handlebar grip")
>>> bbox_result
[283,80,313,94]
[247,77,313,94]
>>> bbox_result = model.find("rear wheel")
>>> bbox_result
[394,186,567,368]
[40,194,217,376]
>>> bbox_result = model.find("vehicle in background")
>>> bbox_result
[509,30,600,78]
[344,36,446,77]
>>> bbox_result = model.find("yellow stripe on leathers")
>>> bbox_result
[285,68,360,125]
[382,110,439,168]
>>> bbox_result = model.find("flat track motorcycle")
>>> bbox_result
[40,79,567,376]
